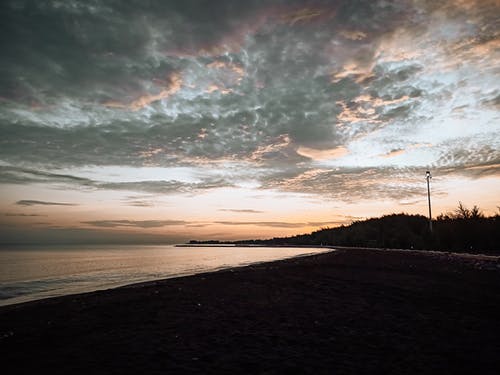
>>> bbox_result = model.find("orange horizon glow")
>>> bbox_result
[2,174,498,244]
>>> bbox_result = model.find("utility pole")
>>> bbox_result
[425,171,432,232]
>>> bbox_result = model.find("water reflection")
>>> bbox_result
[0,245,329,306]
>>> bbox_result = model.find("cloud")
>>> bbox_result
[260,166,430,203]
[100,179,232,194]
[16,200,77,206]
[0,0,416,168]
[296,146,349,161]
[280,6,336,26]
[0,165,94,185]
[481,92,500,110]
[250,135,306,164]
[185,223,211,228]
[340,30,367,41]
[82,218,343,230]
[103,72,182,111]
[82,220,188,228]
[218,209,264,213]
[3,212,46,217]
[332,62,375,85]
[440,162,500,179]
[0,165,233,194]
[435,139,500,177]
[380,149,405,159]
[123,200,155,208]
[214,220,340,228]
[460,164,500,178]
[0,0,498,206]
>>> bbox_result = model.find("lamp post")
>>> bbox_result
[426,171,432,232]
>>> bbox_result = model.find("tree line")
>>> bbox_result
[232,202,500,255]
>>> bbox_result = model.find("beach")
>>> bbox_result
[1,248,499,374]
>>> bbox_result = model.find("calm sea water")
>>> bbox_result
[0,245,329,306]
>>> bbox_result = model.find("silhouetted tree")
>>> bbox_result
[230,202,500,254]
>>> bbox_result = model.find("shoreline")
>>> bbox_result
[2,248,500,374]
[180,242,500,256]
[2,246,498,309]
[3,246,498,309]
[0,246,333,308]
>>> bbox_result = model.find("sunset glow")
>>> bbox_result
[0,0,498,244]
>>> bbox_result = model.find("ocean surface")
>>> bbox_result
[0,245,329,306]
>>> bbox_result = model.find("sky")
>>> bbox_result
[0,0,499,244]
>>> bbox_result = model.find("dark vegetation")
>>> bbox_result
[192,203,500,254]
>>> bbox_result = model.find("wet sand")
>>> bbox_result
[1,248,499,374]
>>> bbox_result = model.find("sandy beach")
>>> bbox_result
[1,248,499,374]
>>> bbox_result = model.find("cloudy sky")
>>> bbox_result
[1,0,499,244]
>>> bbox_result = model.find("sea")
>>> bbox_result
[0,244,329,306]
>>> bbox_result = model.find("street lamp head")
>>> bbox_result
[426,170,431,179]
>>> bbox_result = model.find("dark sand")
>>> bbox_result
[1,248,499,374]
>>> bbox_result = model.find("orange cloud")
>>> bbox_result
[379,143,432,159]
[205,84,233,95]
[340,30,367,41]
[332,62,375,84]
[104,73,182,111]
[354,94,410,107]
[197,128,208,140]
[380,148,405,158]
[284,169,328,186]
[205,60,245,93]
[464,37,500,60]
[462,163,500,174]
[450,0,500,11]
[281,8,324,25]
[250,134,292,161]
[335,100,381,124]
[207,60,245,81]
[296,146,349,160]
[280,6,337,26]
[138,148,165,158]
[335,94,412,127]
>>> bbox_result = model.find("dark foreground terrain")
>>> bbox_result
[1,248,499,374]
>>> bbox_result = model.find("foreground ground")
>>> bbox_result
[1,248,499,374]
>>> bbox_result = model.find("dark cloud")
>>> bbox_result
[0,0,498,204]
[0,165,93,185]
[123,200,155,208]
[0,165,233,194]
[16,200,77,206]
[218,209,265,214]
[481,92,500,110]
[83,218,341,230]
[3,212,46,217]
[82,220,188,228]
[0,0,426,168]
[121,195,160,207]
[215,220,341,228]
[185,224,211,228]
[100,179,232,194]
